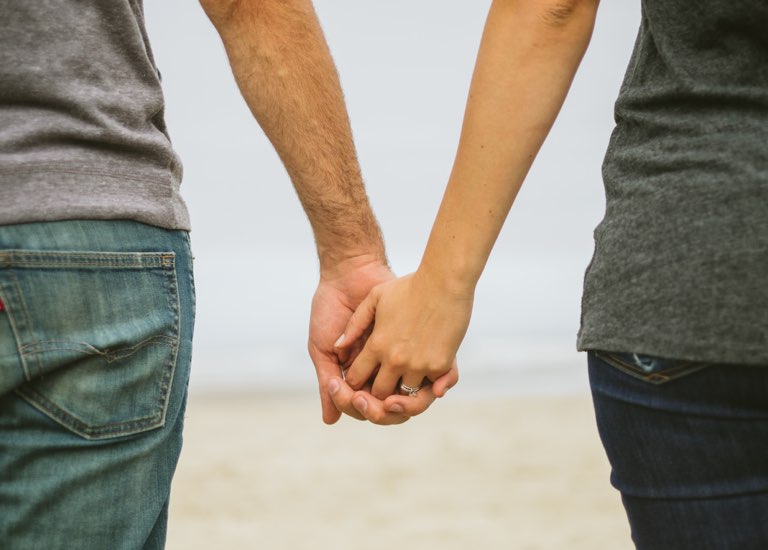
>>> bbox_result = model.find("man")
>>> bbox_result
[0,0,454,547]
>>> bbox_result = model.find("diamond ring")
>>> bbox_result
[399,382,421,397]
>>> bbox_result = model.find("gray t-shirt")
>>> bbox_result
[578,0,768,364]
[0,0,190,230]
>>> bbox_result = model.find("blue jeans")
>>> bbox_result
[0,221,195,549]
[589,350,768,549]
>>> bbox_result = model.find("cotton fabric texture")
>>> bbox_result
[0,0,190,231]
[578,0,768,364]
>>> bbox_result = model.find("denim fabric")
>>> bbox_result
[589,351,768,549]
[0,220,195,549]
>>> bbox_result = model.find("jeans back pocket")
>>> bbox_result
[594,350,710,385]
[0,250,180,440]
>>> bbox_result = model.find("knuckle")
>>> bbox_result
[387,349,410,369]
[367,336,385,355]
[425,354,453,377]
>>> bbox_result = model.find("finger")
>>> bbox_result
[334,288,379,350]
[328,377,366,421]
[382,384,437,417]
[340,323,374,368]
[344,342,380,390]
[309,353,344,424]
[338,332,366,369]
[432,360,459,398]
[321,381,343,424]
[370,366,403,400]
[351,391,410,426]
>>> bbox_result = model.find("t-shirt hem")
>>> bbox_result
[576,332,768,367]
[0,165,191,231]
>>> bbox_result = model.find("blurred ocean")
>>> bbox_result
[187,250,592,397]
[145,1,641,396]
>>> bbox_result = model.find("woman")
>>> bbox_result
[336,0,768,547]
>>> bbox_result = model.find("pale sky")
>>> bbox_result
[143,1,641,393]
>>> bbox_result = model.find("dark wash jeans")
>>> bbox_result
[589,351,768,549]
[0,220,195,549]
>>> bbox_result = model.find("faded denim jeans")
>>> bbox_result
[589,350,768,549]
[0,220,195,549]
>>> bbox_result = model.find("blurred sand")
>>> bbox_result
[167,393,632,550]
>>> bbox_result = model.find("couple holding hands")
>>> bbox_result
[295,0,597,426]
[212,1,768,547]
[4,0,768,547]
[262,1,768,547]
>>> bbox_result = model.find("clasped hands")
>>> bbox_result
[308,257,473,425]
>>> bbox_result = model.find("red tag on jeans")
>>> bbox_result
[0,298,4,311]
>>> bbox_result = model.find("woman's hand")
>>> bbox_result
[335,268,471,401]
[309,256,452,424]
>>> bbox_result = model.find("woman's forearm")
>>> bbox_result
[340,0,600,397]
[420,0,599,293]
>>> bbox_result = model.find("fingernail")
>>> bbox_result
[388,404,404,414]
[334,334,345,347]
[328,379,340,395]
[353,397,368,413]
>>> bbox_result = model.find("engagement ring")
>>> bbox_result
[399,382,421,397]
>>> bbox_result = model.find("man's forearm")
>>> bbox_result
[201,0,385,272]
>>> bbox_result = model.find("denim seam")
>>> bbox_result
[2,275,41,381]
[15,386,166,439]
[0,251,175,269]
[20,335,177,361]
[594,350,709,385]
[156,255,181,432]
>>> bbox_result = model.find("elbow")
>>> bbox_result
[538,0,600,28]
[199,0,241,27]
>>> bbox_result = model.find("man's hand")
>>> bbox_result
[309,255,391,423]
[310,255,441,425]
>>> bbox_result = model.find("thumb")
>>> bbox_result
[319,372,343,425]
[334,287,380,350]
[309,352,343,424]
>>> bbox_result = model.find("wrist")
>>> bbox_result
[318,249,389,282]
[416,254,479,299]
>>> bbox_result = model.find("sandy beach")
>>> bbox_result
[167,392,632,550]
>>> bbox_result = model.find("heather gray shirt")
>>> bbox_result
[578,0,768,364]
[0,0,190,230]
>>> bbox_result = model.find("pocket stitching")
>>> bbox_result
[15,384,170,439]
[20,335,177,362]
[7,252,182,440]
[594,350,709,385]
[155,255,181,432]
[1,276,40,381]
